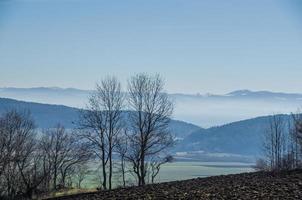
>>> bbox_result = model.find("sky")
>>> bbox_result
[0,0,302,94]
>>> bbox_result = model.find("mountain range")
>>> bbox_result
[0,96,295,162]
[0,87,301,127]
[0,97,200,139]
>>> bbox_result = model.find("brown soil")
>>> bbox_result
[45,170,302,200]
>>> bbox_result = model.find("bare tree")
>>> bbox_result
[41,124,91,190]
[291,112,302,166]
[74,164,90,189]
[16,142,50,199]
[126,73,174,186]
[78,76,123,190]
[0,110,36,199]
[264,114,286,171]
[0,110,48,199]
[59,139,91,187]
[78,96,108,190]
[149,155,173,184]
[99,77,124,189]
[0,110,93,199]
[41,125,66,190]
[285,114,300,169]
[116,130,129,187]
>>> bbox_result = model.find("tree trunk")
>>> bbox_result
[109,150,112,190]
[25,188,34,199]
[53,167,57,190]
[108,131,113,190]
[101,149,107,190]
[140,153,145,186]
[121,157,126,187]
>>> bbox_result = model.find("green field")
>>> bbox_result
[155,162,254,182]
[80,161,254,189]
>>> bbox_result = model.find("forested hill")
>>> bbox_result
[0,97,201,138]
[0,97,296,157]
[176,114,292,156]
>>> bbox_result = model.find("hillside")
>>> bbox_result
[176,115,291,156]
[45,170,302,200]
[0,97,292,158]
[0,97,296,158]
[0,97,200,138]
[0,97,79,128]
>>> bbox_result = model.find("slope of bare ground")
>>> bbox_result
[45,170,302,200]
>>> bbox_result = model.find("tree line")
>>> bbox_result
[0,111,92,199]
[258,113,302,171]
[0,73,174,199]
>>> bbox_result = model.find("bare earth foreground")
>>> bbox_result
[46,170,302,200]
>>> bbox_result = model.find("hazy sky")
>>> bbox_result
[0,0,301,94]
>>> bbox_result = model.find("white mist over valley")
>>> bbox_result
[1,87,301,127]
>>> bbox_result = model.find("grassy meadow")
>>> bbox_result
[79,161,254,189]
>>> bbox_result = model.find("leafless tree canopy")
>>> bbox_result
[78,74,175,188]
[149,155,174,184]
[126,73,174,186]
[74,164,90,189]
[264,115,286,170]
[78,76,124,190]
[99,77,124,190]
[261,113,302,171]
[41,124,92,191]
[0,111,91,200]
[0,110,40,199]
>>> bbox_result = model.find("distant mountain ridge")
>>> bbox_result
[1,87,302,102]
[0,87,90,92]
[0,87,91,108]
[0,87,301,127]
[225,90,302,99]
[171,89,302,99]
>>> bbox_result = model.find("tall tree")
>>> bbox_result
[126,73,174,186]
[291,112,302,166]
[99,77,124,189]
[78,94,108,189]
[78,76,123,190]
[264,114,286,171]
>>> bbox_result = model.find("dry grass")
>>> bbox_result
[39,188,97,199]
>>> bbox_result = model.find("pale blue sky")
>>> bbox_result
[0,0,301,94]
